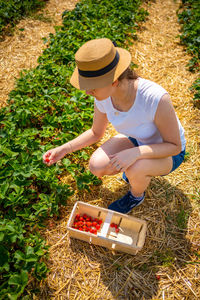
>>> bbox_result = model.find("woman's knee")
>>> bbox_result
[126,159,148,179]
[89,153,108,177]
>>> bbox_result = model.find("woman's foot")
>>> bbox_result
[108,191,145,214]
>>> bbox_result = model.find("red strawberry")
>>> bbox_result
[78,221,83,227]
[86,221,92,227]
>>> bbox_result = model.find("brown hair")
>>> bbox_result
[118,67,138,81]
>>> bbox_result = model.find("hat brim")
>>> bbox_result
[70,47,132,90]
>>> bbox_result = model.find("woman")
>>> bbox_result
[43,38,186,214]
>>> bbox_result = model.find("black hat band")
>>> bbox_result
[78,51,119,78]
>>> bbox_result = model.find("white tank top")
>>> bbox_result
[94,78,186,151]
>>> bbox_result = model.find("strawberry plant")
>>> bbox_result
[0,0,148,297]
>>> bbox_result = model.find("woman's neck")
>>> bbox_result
[111,78,138,112]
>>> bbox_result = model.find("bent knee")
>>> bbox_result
[126,159,149,177]
[89,156,107,177]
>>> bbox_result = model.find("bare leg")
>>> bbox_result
[89,134,135,177]
[89,134,173,197]
[125,157,173,197]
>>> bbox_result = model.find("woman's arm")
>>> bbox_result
[135,93,182,160]
[43,104,108,165]
[109,94,183,171]
[59,103,108,153]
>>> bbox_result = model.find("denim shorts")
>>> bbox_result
[128,137,186,174]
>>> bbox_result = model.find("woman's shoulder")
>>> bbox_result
[138,77,168,100]
[139,77,167,92]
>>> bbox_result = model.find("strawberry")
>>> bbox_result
[49,221,55,228]
[96,224,100,230]
[110,223,115,228]
[45,158,50,163]
[115,228,119,233]
[90,228,97,234]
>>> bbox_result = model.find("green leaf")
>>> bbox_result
[14,250,25,261]
[0,232,4,241]
[0,145,18,158]
[8,270,28,286]
[62,158,71,167]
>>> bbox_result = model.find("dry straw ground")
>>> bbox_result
[0,0,199,299]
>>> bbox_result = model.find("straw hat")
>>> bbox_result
[70,38,132,90]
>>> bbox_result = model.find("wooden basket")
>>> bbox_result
[67,201,147,255]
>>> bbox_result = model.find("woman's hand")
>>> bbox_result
[43,144,70,166]
[109,148,139,172]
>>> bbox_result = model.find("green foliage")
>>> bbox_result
[0,0,48,35]
[190,78,200,108]
[176,208,189,229]
[153,249,175,267]
[0,0,148,297]
[178,0,200,107]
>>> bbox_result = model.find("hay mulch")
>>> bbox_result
[0,0,78,108]
[1,0,199,299]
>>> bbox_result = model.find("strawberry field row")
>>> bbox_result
[178,0,200,108]
[0,0,148,298]
[0,0,48,36]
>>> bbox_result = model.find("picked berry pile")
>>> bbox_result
[72,213,103,234]
[72,213,121,235]
[110,222,120,233]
